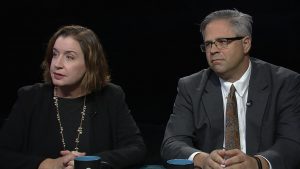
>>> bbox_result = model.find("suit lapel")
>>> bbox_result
[201,73,224,148]
[246,59,270,154]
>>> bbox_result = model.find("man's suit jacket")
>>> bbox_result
[161,57,300,169]
[0,83,146,169]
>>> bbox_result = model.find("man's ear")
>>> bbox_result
[243,36,251,53]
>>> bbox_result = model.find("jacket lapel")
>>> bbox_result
[201,72,224,148]
[246,59,270,154]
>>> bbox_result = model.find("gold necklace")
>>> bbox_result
[53,95,87,152]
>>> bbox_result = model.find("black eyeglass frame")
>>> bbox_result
[200,36,244,52]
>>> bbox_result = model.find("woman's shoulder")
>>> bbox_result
[93,82,125,98]
[18,83,52,95]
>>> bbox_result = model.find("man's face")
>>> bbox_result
[203,19,251,82]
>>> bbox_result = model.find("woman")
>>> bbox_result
[0,25,146,169]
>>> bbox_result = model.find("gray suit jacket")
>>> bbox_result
[161,58,300,169]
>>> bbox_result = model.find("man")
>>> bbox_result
[161,9,300,169]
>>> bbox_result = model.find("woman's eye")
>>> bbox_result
[66,55,74,60]
[52,52,58,57]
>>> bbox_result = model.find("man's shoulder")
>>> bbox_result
[179,68,211,83]
[251,57,299,78]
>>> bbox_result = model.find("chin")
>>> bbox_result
[52,81,65,87]
[211,64,223,70]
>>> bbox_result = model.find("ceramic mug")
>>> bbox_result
[74,156,101,169]
[166,159,194,169]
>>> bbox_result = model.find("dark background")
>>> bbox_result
[1,0,299,163]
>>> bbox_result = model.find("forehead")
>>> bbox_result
[54,36,82,53]
[203,19,236,41]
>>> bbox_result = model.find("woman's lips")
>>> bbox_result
[53,73,65,80]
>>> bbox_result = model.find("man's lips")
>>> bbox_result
[211,58,224,64]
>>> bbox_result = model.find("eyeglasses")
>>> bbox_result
[200,36,244,52]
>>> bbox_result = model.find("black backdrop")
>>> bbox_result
[1,0,299,126]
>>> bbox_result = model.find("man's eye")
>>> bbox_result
[217,39,228,44]
[204,42,211,47]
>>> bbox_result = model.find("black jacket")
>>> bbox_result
[0,83,146,169]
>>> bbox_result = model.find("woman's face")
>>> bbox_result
[50,36,86,91]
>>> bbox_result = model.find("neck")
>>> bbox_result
[219,56,250,83]
[54,86,85,98]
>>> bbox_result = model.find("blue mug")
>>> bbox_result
[74,156,101,169]
[166,159,193,169]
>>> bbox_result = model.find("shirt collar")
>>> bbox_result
[220,61,252,98]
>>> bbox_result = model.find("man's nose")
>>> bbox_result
[210,42,220,53]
